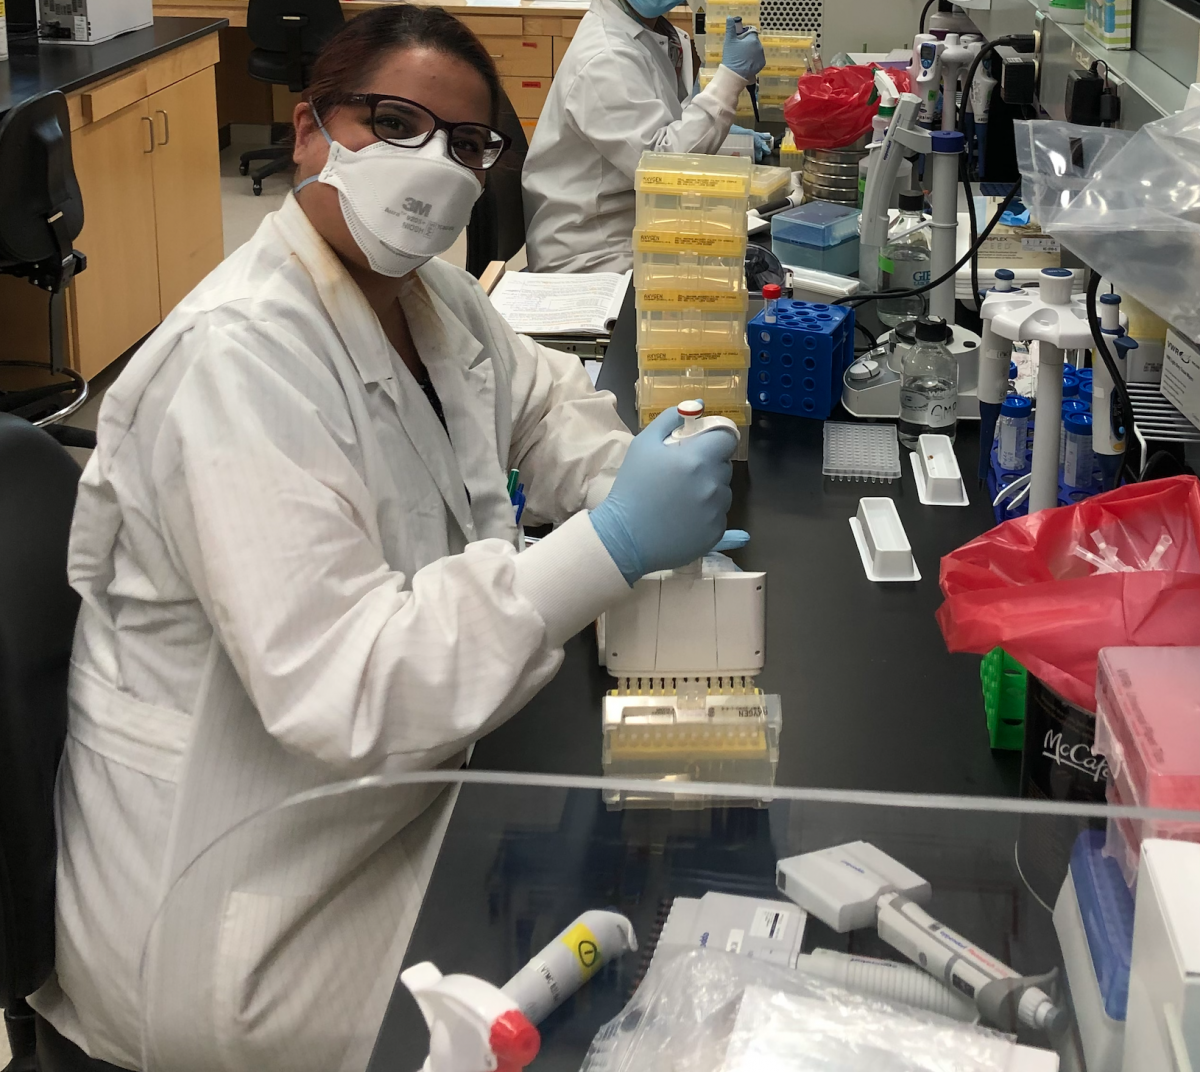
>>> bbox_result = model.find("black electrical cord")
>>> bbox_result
[854,320,878,351]
[963,154,982,310]
[1085,271,1138,488]
[837,181,1020,309]
[918,0,938,34]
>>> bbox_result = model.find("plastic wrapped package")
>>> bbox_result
[580,950,1024,1072]
[1014,114,1200,341]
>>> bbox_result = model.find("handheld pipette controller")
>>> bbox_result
[403,963,541,1072]
[777,841,1067,1036]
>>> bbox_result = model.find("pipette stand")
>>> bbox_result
[979,268,1126,514]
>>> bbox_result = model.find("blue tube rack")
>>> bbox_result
[986,417,1105,525]
[746,299,855,420]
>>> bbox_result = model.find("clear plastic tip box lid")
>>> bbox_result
[771,202,861,250]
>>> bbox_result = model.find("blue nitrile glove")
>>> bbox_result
[713,529,750,552]
[730,125,773,163]
[590,407,738,585]
[722,16,766,82]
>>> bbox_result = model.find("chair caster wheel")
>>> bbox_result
[252,182,263,196]
[239,161,250,176]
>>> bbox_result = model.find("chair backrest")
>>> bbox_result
[0,91,84,271]
[0,414,83,1007]
[466,88,529,279]
[246,0,345,57]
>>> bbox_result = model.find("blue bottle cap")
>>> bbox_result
[929,129,965,154]
[1062,378,1079,399]
[1009,361,1019,379]
[1001,394,1032,418]
[1064,411,1093,436]
[1079,367,1094,381]
[1042,267,1073,277]
[1080,381,1093,408]
[1062,399,1088,418]
[1099,293,1122,306]
[995,268,1015,281]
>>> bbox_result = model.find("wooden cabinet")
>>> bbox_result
[68,101,162,380]
[148,67,224,316]
[0,34,223,381]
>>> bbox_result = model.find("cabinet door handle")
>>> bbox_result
[142,115,155,153]
[156,109,170,146]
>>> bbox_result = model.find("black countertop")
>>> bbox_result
[0,17,227,120]
[470,289,1021,797]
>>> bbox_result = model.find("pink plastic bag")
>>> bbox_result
[936,475,1200,710]
[783,65,912,151]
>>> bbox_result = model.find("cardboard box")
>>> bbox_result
[1162,329,1200,432]
[1085,0,1133,50]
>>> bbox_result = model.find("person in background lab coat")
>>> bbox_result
[522,1,768,274]
[30,7,738,1071]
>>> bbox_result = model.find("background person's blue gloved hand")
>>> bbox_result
[712,529,749,552]
[729,125,773,163]
[721,16,765,83]
[590,407,738,585]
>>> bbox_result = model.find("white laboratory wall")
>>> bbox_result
[819,0,928,57]
[819,0,1035,58]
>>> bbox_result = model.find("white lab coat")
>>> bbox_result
[29,194,633,1072]
[522,0,748,274]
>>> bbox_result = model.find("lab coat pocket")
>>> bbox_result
[210,826,425,1072]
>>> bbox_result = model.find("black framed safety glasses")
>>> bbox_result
[343,93,511,171]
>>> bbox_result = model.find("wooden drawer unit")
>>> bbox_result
[501,75,552,119]
[0,34,223,380]
[478,34,553,76]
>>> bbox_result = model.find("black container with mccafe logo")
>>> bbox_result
[1016,675,1109,906]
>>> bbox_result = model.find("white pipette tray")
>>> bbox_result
[849,497,920,582]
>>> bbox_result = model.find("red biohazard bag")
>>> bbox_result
[936,475,1200,711]
[783,65,912,151]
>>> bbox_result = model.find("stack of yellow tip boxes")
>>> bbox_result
[702,0,816,123]
[633,150,753,460]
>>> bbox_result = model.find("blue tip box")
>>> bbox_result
[747,298,855,419]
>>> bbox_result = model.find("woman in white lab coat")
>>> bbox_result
[31,7,738,1070]
[521,1,768,274]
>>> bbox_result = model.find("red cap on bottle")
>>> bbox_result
[490,1010,541,1072]
[762,284,782,300]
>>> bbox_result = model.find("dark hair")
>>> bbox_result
[306,5,501,124]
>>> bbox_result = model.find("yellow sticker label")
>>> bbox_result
[633,231,747,257]
[638,348,749,368]
[560,922,603,979]
[637,172,749,195]
[641,404,749,425]
[637,290,748,312]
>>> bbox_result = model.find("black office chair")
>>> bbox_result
[0,414,121,1072]
[239,0,345,195]
[465,88,529,279]
[0,91,88,427]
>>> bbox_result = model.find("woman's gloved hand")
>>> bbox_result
[589,407,738,585]
[729,125,774,162]
[720,16,765,83]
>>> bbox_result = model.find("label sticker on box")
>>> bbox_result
[750,906,792,942]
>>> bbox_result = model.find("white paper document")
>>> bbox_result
[489,270,632,335]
